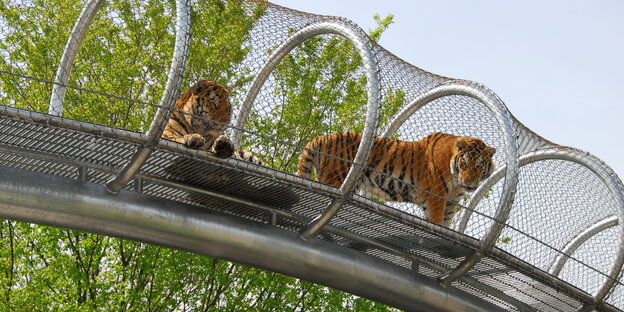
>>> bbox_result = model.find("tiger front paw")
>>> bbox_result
[212,135,235,158]
[183,133,205,149]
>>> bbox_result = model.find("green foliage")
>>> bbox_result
[369,13,394,42]
[0,1,400,310]
[497,237,512,244]
[0,222,398,311]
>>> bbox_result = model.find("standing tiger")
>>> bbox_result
[297,132,496,226]
[162,80,265,166]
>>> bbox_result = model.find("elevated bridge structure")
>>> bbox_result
[1,1,623,311]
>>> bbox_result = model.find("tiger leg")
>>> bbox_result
[211,135,235,158]
[442,202,457,227]
[425,196,446,225]
[182,133,205,148]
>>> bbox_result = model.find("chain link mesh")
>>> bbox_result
[1,1,624,311]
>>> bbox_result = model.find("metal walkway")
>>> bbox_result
[1,1,624,311]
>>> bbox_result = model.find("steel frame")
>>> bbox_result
[49,0,104,116]
[549,216,619,277]
[47,0,192,194]
[0,0,620,310]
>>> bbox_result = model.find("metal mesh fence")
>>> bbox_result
[1,0,624,311]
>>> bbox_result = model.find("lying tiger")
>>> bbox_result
[162,80,264,166]
[297,132,496,226]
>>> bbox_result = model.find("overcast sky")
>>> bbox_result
[271,0,624,181]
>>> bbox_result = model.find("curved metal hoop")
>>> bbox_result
[105,0,191,193]
[456,148,624,303]
[380,81,520,285]
[48,0,104,116]
[230,18,382,239]
[46,0,191,194]
[549,215,619,277]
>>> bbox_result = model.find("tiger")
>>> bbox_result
[297,132,496,227]
[162,80,266,166]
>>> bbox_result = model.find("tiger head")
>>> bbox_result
[175,80,233,135]
[450,138,496,192]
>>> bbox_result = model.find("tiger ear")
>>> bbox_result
[456,140,468,150]
[225,85,234,94]
[485,147,496,157]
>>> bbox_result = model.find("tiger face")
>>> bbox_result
[178,80,233,137]
[451,139,496,191]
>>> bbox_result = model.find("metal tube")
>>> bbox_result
[549,216,619,277]
[455,165,506,234]
[49,0,104,116]
[143,0,191,143]
[299,197,346,239]
[439,252,483,288]
[0,165,505,312]
[105,0,191,193]
[105,146,151,194]
[230,19,381,238]
[0,105,147,144]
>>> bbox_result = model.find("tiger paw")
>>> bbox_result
[212,135,235,158]
[183,133,205,148]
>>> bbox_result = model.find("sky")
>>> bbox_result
[271,0,624,181]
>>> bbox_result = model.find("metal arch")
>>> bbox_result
[48,0,104,116]
[230,18,381,239]
[549,215,619,277]
[379,81,520,286]
[456,148,624,304]
[105,0,191,194]
[0,166,505,312]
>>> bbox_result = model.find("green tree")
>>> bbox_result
[0,1,400,311]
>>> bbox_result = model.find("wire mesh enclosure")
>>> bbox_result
[1,0,623,311]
